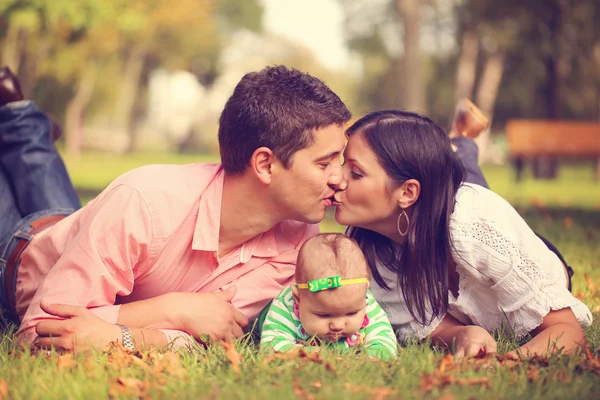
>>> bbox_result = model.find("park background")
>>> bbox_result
[1,1,600,399]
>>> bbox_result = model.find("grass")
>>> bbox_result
[2,152,600,399]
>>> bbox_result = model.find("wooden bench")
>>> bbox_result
[505,120,600,180]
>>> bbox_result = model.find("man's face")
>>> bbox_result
[270,124,346,223]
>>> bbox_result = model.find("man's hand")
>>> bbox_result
[34,302,121,353]
[453,325,497,358]
[168,288,249,343]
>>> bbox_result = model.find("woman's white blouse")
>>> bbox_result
[371,183,593,342]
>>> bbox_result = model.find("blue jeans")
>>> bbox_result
[0,101,81,323]
[451,137,489,188]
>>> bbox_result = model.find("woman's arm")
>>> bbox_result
[429,314,497,358]
[514,307,586,357]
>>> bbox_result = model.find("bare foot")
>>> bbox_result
[450,99,489,139]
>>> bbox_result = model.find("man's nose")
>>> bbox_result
[329,164,347,190]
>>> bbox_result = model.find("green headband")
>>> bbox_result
[296,275,369,293]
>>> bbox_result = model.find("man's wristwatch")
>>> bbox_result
[117,324,135,351]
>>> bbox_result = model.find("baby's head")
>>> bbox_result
[292,233,370,341]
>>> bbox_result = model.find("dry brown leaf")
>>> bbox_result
[439,354,454,373]
[109,377,148,398]
[584,273,597,293]
[311,380,322,389]
[57,354,77,372]
[292,379,315,400]
[555,370,573,384]
[82,355,100,378]
[221,342,242,374]
[0,380,8,400]
[458,376,489,387]
[527,365,540,382]
[563,217,573,230]
[531,197,545,209]
[152,352,187,379]
[370,387,395,400]
[586,231,596,241]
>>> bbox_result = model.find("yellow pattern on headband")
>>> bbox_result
[296,276,369,292]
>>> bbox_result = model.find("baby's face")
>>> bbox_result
[297,285,367,341]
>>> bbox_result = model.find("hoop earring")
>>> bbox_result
[397,209,409,236]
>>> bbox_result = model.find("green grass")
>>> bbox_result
[2,152,600,399]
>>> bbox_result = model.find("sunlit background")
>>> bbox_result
[2,0,599,223]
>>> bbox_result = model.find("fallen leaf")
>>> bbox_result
[458,376,489,387]
[586,231,596,241]
[563,217,573,230]
[292,379,315,400]
[153,352,187,379]
[555,370,573,384]
[311,380,322,389]
[57,354,77,372]
[370,387,395,400]
[439,354,454,373]
[0,380,8,400]
[108,377,148,398]
[221,342,242,374]
[527,365,540,382]
[584,273,596,293]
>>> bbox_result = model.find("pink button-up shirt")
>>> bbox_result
[16,163,318,345]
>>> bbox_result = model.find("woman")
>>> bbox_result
[333,109,592,358]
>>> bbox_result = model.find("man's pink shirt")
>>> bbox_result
[16,163,318,345]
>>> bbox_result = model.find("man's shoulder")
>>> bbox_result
[110,163,221,192]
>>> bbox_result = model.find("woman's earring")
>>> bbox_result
[397,209,409,236]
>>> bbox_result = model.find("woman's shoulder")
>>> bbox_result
[451,183,521,226]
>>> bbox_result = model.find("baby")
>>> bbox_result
[260,233,397,360]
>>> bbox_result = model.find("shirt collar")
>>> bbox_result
[192,165,224,251]
[191,165,280,259]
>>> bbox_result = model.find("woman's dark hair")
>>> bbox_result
[346,110,465,325]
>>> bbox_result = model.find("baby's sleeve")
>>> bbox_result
[362,292,399,360]
[260,288,300,352]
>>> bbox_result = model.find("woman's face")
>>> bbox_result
[333,133,399,232]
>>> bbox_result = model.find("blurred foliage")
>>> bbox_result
[340,0,600,125]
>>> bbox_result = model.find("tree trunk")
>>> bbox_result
[116,44,148,152]
[20,37,51,97]
[65,66,97,156]
[474,51,505,164]
[1,23,26,72]
[454,30,479,101]
[395,0,427,113]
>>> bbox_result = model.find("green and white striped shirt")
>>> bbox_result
[260,286,398,360]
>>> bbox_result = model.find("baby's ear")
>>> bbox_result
[291,285,300,303]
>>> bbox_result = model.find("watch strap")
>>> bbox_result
[117,324,135,351]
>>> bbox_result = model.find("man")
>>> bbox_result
[0,65,351,351]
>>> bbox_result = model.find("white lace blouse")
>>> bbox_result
[371,183,593,342]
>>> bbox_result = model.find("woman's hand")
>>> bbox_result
[429,314,497,358]
[34,302,121,353]
[453,325,497,358]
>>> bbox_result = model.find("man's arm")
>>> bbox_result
[18,185,153,343]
